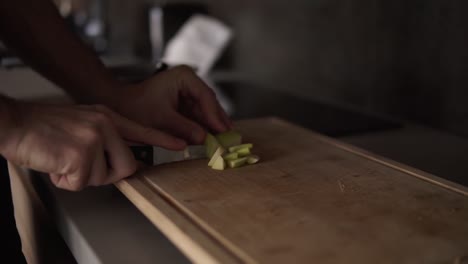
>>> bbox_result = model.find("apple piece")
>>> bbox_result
[205,133,220,158]
[216,131,242,148]
[223,152,239,161]
[228,143,253,153]
[247,155,260,164]
[227,157,247,168]
[211,156,225,170]
[208,147,225,167]
[235,147,251,157]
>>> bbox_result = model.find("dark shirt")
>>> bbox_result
[1,156,27,264]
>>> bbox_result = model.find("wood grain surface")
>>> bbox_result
[116,118,468,264]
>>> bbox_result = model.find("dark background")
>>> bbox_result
[99,1,468,138]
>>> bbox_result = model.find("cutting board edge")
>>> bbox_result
[114,177,243,264]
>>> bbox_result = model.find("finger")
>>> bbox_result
[50,173,72,190]
[87,145,108,186]
[183,74,229,132]
[98,118,137,183]
[179,94,198,119]
[96,106,186,150]
[49,173,71,190]
[49,143,92,191]
[50,173,60,185]
[66,159,93,191]
[52,142,93,191]
[116,113,187,150]
[216,104,233,130]
[50,162,90,191]
[180,93,232,130]
[165,112,206,144]
[179,95,207,127]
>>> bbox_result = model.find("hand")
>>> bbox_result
[0,101,185,191]
[108,65,233,145]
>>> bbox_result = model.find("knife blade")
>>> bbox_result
[130,145,207,166]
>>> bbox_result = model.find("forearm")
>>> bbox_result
[0,0,122,104]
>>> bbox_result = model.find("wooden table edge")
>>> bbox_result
[114,177,243,264]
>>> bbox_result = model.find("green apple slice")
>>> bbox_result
[227,157,248,168]
[235,147,251,157]
[216,131,242,148]
[208,147,225,167]
[211,156,225,170]
[205,133,220,158]
[228,143,253,153]
[247,155,260,164]
[223,152,239,161]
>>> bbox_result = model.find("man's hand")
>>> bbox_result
[0,0,232,145]
[108,65,233,145]
[0,1,232,191]
[0,100,185,191]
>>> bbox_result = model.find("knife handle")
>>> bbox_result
[130,145,153,165]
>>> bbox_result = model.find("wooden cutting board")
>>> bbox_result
[116,118,468,264]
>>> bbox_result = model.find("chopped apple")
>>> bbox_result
[247,155,260,164]
[223,152,239,161]
[211,156,225,170]
[228,143,253,153]
[216,131,242,148]
[227,157,247,168]
[206,131,260,170]
[205,133,220,158]
[235,147,251,157]
[208,147,225,167]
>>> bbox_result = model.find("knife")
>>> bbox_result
[130,145,207,166]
